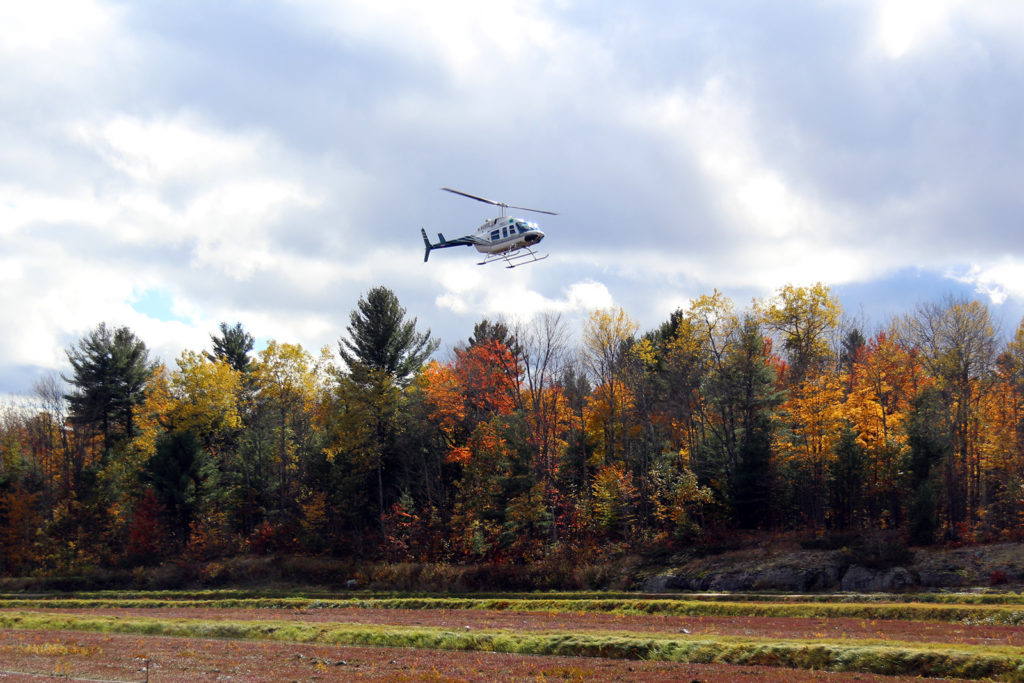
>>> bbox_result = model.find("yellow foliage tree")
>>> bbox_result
[590,463,638,540]
[170,351,243,450]
[978,318,1024,538]
[842,330,928,526]
[774,369,846,529]
[582,308,638,464]
[900,297,998,529]
[756,282,841,382]
[251,341,324,515]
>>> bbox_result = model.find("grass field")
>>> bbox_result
[2,589,1024,681]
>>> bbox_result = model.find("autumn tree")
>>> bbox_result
[1002,318,1024,390]
[676,291,737,483]
[843,328,927,527]
[646,296,778,530]
[646,308,705,463]
[333,287,438,532]
[165,351,247,549]
[978,318,1024,538]
[125,488,165,564]
[774,364,845,530]
[419,341,521,469]
[590,463,638,540]
[557,358,593,500]
[0,482,40,574]
[517,314,570,486]
[756,282,841,383]
[717,316,780,528]
[250,342,325,521]
[457,340,521,425]
[26,375,69,491]
[582,308,638,464]
[901,296,997,534]
[468,318,520,354]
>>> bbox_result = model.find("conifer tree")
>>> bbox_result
[63,323,155,452]
[207,321,254,372]
[339,286,437,385]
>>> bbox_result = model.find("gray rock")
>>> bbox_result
[840,564,915,592]
[751,564,843,592]
[917,569,966,588]
[641,575,671,592]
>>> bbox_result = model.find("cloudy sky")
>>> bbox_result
[3,0,1024,395]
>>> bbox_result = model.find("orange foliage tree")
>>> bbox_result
[978,319,1024,538]
[773,370,845,530]
[843,329,929,527]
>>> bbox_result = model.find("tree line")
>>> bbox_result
[1,283,1023,574]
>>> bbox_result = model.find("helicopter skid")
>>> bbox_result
[478,246,549,268]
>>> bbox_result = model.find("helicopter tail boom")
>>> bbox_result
[421,228,433,262]
[421,228,480,262]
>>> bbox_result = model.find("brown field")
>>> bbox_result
[0,602,1006,681]
[0,626,974,682]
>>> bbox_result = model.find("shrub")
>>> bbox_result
[801,532,860,551]
[843,533,914,569]
[990,569,1009,586]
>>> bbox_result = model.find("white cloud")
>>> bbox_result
[76,115,270,185]
[949,259,1024,306]
[875,0,962,59]
[3,0,1024,394]
[627,77,881,292]
[284,0,564,86]
[564,281,614,311]
[0,0,118,55]
[436,273,613,324]
[870,0,1024,60]
[69,114,327,283]
[0,111,332,380]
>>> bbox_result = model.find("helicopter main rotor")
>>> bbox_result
[442,187,558,216]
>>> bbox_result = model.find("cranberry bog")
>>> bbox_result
[2,590,1024,681]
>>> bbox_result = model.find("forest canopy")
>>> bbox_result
[1,283,1023,575]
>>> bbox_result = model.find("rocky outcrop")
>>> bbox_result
[642,542,1024,593]
[644,561,896,593]
[642,549,850,592]
[648,562,844,592]
[839,565,914,592]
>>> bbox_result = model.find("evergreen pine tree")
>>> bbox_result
[207,321,254,372]
[339,286,437,384]
[63,323,154,452]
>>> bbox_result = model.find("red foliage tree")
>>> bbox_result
[126,488,166,565]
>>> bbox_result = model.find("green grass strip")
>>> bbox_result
[6,589,1024,604]
[4,596,1024,625]
[1,611,1023,681]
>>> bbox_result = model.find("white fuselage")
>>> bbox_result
[474,216,545,254]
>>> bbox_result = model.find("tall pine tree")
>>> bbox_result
[206,321,254,372]
[63,323,155,452]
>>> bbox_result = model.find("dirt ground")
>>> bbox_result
[0,628,977,682]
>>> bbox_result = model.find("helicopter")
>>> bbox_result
[421,187,557,268]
